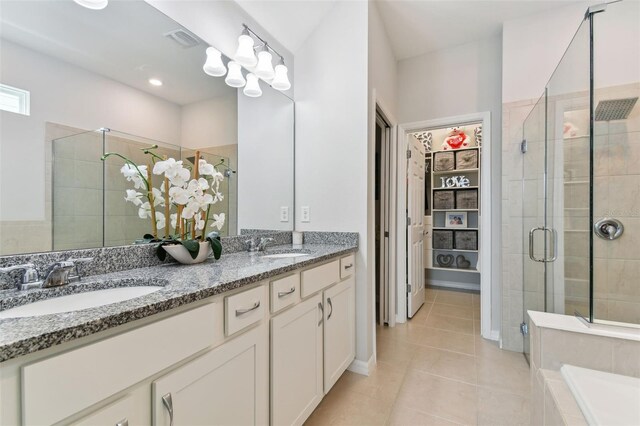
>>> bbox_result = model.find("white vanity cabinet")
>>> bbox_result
[271,256,356,426]
[152,323,268,426]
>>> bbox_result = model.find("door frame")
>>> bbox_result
[396,112,494,341]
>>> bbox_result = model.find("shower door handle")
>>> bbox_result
[545,228,558,262]
[529,227,546,263]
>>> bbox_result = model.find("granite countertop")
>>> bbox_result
[0,243,357,362]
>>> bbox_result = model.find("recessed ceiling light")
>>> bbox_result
[73,0,109,10]
[148,78,163,87]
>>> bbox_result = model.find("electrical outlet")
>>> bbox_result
[280,206,289,222]
[301,206,310,223]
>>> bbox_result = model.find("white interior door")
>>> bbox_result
[407,134,425,318]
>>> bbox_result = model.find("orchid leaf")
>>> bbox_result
[206,231,222,260]
[181,239,200,259]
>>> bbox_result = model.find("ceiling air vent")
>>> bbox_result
[164,29,200,49]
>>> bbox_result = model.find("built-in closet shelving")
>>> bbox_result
[415,123,483,291]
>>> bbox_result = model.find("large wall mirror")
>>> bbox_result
[0,0,294,255]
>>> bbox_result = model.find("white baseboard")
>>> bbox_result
[489,329,500,341]
[428,279,480,292]
[348,354,375,376]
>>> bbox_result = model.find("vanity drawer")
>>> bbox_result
[270,273,300,313]
[22,303,217,426]
[225,285,266,336]
[340,254,355,279]
[301,260,340,298]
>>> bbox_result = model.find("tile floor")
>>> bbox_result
[305,288,531,426]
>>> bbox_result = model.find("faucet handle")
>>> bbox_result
[259,237,275,250]
[0,263,39,283]
[245,239,258,252]
[67,257,93,282]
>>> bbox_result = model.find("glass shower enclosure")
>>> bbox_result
[521,1,640,360]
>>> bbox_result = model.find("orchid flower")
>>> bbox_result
[120,164,147,189]
[155,211,166,230]
[151,187,164,207]
[212,191,224,204]
[198,159,215,176]
[169,186,190,205]
[195,215,206,231]
[153,158,190,187]
[211,213,225,230]
[124,189,143,206]
[138,202,151,219]
[170,213,178,229]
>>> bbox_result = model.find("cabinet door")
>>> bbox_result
[271,293,323,426]
[153,323,268,426]
[323,276,355,393]
[72,388,150,426]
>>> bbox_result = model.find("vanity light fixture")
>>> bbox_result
[271,57,291,91]
[203,47,227,77]
[148,78,163,87]
[73,0,108,10]
[254,45,275,81]
[234,28,258,67]
[243,73,262,97]
[225,61,246,88]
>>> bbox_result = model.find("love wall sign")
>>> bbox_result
[439,176,470,188]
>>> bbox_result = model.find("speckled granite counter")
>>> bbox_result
[0,242,357,362]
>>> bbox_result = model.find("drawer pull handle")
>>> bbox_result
[344,263,353,269]
[235,301,261,316]
[116,419,128,426]
[278,287,296,297]
[162,393,174,426]
[327,297,333,320]
[318,302,324,326]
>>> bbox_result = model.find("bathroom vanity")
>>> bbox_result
[0,241,357,426]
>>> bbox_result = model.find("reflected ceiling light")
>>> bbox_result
[148,78,163,87]
[254,46,275,81]
[73,0,108,10]
[243,73,262,98]
[271,58,291,92]
[203,47,227,77]
[225,61,246,88]
[234,28,257,67]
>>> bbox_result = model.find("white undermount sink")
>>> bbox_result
[0,286,163,319]
[262,252,311,259]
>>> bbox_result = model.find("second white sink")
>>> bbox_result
[0,286,163,319]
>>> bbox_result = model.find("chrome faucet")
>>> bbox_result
[0,257,93,290]
[245,237,276,252]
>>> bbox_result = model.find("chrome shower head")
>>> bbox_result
[594,97,638,121]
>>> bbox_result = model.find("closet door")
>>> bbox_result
[407,134,426,318]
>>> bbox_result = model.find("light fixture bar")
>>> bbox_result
[242,24,285,64]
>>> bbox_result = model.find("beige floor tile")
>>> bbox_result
[409,346,477,384]
[475,336,504,360]
[377,335,421,369]
[336,362,407,402]
[425,313,474,335]
[430,303,474,320]
[395,371,478,425]
[426,288,438,302]
[473,320,481,336]
[477,387,530,426]
[472,308,481,320]
[435,290,474,307]
[306,387,394,426]
[476,351,530,397]
[411,302,433,323]
[418,326,476,355]
[387,404,460,426]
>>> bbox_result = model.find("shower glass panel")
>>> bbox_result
[103,130,182,247]
[591,1,640,325]
[521,17,591,360]
[52,130,105,251]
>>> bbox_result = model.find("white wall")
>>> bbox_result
[146,0,294,97]
[294,1,371,363]
[237,86,294,232]
[180,92,238,149]
[0,40,182,221]
[502,2,592,104]
[397,35,503,336]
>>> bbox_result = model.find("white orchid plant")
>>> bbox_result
[101,146,225,261]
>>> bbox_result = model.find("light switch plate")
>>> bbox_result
[280,207,289,222]
[301,206,310,223]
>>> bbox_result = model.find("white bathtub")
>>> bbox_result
[561,365,640,426]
